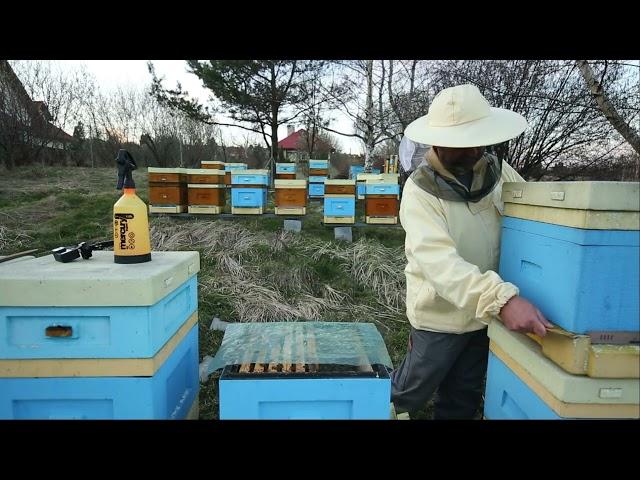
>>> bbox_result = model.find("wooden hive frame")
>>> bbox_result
[235,323,375,375]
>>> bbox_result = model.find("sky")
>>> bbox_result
[56,60,363,154]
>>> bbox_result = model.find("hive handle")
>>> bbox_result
[45,325,73,338]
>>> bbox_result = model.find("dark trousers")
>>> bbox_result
[391,327,489,419]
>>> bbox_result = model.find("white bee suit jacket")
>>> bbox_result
[400,152,525,333]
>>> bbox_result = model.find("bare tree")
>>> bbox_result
[10,60,95,166]
[576,60,640,156]
[293,64,344,160]
[139,95,185,167]
[321,60,397,171]
[386,60,431,134]
[149,60,333,183]
[424,60,632,179]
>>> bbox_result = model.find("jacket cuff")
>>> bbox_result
[476,282,519,325]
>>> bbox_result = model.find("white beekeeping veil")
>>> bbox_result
[399,135,430,173]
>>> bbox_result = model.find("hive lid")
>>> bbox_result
[325,179,356,186]
[185,168,225,176]
[504,203,639,230]
[502,181,640,212]
[187,183,226,188]
[0,251,200,307]
[148,167,185,174]
[357,173,396,182]
[232,169,269,175]
[365,175,399,185]
[274,179,306,187]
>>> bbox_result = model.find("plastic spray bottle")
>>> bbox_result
[113,149,151,264]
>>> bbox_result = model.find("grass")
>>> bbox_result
[0,166,447,420]
[0,166,149,253]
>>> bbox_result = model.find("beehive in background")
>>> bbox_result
[364,174,400,225]
[0,251,201,419]
[275,163,297,180]
[384,155,399,174]
[349,165,364,179]
[324,179,356,224]
[223,162,248,186]
[308,159,329,198]
[308,159,329,177]
[231,169,270,215]
[274,179,307,215]
[201,160,225,170]
[186,168,226,214]
[356,172,382,200]
[148,167,188,214]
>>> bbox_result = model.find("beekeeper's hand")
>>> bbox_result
[499,295,553,337]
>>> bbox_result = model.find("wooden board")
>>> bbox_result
[235,322,376,375]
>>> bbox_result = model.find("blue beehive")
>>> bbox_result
[500,217,639,334]
[231,170,269,186]
[0,324,199,419]
[216,322,393,420]
[309,159,329,170]
[224,163,248,172]
[220,371,390,420]
[324,180,356,224]
[308,182,325,198]
[0,276,197,360]
[499,181,639,334]
[231,169,269,214]
[0,251,201,419]
[349,165,364,179]
[485,351,562,419]
[483,321,639,420]
[308,175,328,184]
[365,184,400,196]
[324,197,356,217]
[231,188,268,208]
[276,163,296,174]
[356,173,385,199]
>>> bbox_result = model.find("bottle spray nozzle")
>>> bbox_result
[116,149,137,190]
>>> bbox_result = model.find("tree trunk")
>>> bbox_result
[270,120,278,185]
[576,60,640,156]
[364,60,375,172]
[1,145,15,170]
[141,135,162,167]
